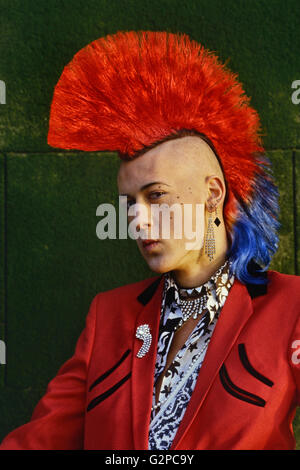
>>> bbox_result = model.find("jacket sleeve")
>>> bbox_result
[289,312,300,406]
[0,293,99,450]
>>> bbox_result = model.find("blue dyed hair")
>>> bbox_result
[227,157,280,285]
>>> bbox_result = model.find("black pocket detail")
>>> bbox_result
[89,349,131,392]
[238,344,274,387]
[87,372,132,412]
[219,364,266,407]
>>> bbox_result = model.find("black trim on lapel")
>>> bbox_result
[245,281,267,299]
[137,275,164,305]
[245,261,268,299]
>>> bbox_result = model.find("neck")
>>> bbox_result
[169,212,229,288]
[171,223,229,287]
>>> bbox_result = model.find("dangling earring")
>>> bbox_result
[205,204,216,261]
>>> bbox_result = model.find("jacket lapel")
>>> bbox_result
[131,275,164,449]
[171,279,255,449]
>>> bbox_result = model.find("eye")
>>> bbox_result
[149,191,165,200]
[127,199,135,209]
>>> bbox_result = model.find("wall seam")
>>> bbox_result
[3,152,7,384]
[292,150,298,275]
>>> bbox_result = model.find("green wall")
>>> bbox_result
[0,0,299,447]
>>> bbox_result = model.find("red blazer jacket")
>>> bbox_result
[1,270,300,450]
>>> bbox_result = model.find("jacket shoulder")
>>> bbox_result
[268,270,300,288]
[267,270,300,303]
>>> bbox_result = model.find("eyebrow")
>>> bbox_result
[119,181,170,197]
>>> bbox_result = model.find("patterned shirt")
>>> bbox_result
[148,260,234,450]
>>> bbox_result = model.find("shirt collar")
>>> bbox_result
[161,260,234,324]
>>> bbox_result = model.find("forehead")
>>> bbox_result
[117,136,214,193]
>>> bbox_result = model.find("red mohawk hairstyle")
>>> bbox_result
[49,31,276,237]
[48,31,265,213]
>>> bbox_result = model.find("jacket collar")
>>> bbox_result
[137,272,268,305]
[136,274,164,305]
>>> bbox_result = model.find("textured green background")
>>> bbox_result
[0,0,300,448]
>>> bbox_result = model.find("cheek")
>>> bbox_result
[164,236,187,256]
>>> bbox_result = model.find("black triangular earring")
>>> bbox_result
[214,206,221,227]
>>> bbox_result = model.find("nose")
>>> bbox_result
[128,202,155,240]
[135,203,151,233]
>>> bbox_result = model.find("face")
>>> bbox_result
[117,136,223,275]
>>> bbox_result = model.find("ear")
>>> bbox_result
[205,175,226,209]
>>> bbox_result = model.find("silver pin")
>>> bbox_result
[135,324,152,358]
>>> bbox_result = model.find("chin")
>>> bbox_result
[143,255,176,274]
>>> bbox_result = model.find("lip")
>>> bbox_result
[142,239,160,251]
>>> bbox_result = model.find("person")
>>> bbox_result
[1,30,300,450]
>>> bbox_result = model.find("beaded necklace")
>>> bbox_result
[174,290,208,332]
